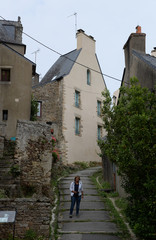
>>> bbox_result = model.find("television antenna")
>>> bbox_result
[32,48,40,64]
[67,12,77,38]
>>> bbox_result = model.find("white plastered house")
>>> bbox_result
[33,29,107,164]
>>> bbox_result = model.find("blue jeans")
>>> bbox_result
[70,195,81,215]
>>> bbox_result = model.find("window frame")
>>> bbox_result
[2,110,8,121]
[37,101,42,117]
[75,90,80,108]
[0,66,12,83]
[1,68,10,82]
[75,117,80,135]
[97,100,101,116]
[97,125,102,140]
[87,69,91,85]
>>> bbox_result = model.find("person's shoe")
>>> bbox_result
[76,213,79,217]
[69,215,72,218]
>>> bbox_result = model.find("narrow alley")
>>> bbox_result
[57,167,123,240]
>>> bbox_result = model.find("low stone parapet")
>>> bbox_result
[0,197,51,239]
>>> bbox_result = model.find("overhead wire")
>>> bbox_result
[0,15,122,83]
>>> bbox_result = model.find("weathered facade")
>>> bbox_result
[33,29,106,164]
[122,25,156,90]
[110,26,156,197]
[0,17,36,139]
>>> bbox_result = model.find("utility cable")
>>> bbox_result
[0,15,122,83]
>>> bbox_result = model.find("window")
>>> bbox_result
[1,69,10,82]
[87,69,91,85]
[75,90,80,108]
[37,101,42,117]
[97,125,102,140]
[4,25,15,39]
[97,100,101,116]
[75,117,80,135]
[2,110,8,121]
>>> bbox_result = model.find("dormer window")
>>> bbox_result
[87,69,91,85]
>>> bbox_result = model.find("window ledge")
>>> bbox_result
[0,81,11,85]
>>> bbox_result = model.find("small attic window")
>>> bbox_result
[51,75,57,81]
[3,25,15,40]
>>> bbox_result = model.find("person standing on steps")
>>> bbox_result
[69,176,83,218]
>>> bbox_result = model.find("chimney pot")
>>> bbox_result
[136,25,141,33]
[77,29,85,34]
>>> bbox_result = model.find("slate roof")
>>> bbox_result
[132,50,156,71]
[39,48,82,85]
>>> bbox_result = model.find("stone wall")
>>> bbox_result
[33,80,66,162]
[0,122,6,157]
[15,120,57,193]
[0,122,6,137]
[0,198,51,239]
[32,81,63,125]
[0,120,58,238]
[0,136,4,158]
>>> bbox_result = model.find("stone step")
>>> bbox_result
[58,233,121,240]
[58,210,111,222]
[0,168,12,173]
[0,161,14,168]
[60,195,104,202]
[59,185,96,190]
[0,174,13,179]
[59,201,108,211]
[60,188,99,195]
[58,221,119,234]
[58,233,122,240]
[0,176,16,185]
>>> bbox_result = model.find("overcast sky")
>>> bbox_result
[1,0,156,95]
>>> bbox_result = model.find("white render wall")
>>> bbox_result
[62,31,106,164]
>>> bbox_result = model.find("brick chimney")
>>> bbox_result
[123,26,146,69]
[76,29,96,54]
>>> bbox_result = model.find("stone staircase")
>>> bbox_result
[57,167,122,240]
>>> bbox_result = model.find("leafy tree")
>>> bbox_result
[98,77,156,239]
[30,95,38,121]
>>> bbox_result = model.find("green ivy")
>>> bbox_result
[9,164,20,178]
[30,95,38,121]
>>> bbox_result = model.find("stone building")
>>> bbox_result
[33,29,106,164]
[122,25,156,90]
[0,17,36,139]
[108,26,156,197]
